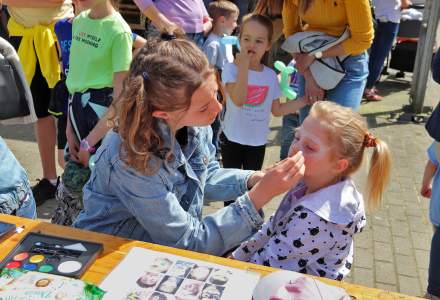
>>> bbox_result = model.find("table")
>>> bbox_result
[0,214,421,299]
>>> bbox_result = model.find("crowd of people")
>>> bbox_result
[0,0,438,298]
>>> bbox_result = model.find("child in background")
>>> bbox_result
[51,0,132,226]
[203,1,239,72]
[233,101,391,280]
[279,59,300,160]
[221,14,308,206]
[420,141,440,300]
[203,1,239,160]
[51,1,144,171]
[50,0,86,170]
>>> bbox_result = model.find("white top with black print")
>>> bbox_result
[233,179,366,281]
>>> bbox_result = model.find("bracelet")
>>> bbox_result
[80,139,96,154]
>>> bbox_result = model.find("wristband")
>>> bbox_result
[80,139,96,154]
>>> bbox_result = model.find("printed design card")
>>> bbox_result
[100,247,260,300]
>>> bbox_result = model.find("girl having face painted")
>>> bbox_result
[233,101,391,281]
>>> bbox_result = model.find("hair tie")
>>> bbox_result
[161,32,176,41]
[142,71,149,81]
[363,132,377,148]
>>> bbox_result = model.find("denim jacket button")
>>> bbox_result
[203,156,208,165]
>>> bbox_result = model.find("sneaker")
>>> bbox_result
[32,178,58,207]
[363,88,383,101]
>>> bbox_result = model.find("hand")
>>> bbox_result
[304,73,325,104]
[235,51,251,68]
[66,122,80,163]
[421,183,432,198]
[401,0,412,9]
[77,148,91,168]
[161,19,185,35]
[247,171,265,189]
[295,53,315,75]
[249,151,305,210]
[202,18,213,36]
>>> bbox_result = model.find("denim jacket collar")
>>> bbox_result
[156,119,203,173]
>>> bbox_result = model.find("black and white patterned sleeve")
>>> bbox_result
[253,209,337,266]
[232,215,276,261]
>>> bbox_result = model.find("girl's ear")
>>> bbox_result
[335,158,349,174]
[152,110,170,120]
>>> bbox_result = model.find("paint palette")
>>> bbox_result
[0,232,103,278]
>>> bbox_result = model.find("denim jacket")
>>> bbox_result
[73,121,264,256]
[0,136,36,218]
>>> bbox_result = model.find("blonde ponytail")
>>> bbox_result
[365,138,392,211]
[309,102,392,212]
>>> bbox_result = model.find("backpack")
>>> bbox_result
[0,37,35,123]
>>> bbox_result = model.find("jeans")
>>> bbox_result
[185,32,205,49]
[428,226,440,297]
[298,52,369,123]
[210,114,221,155]
[16,191,37,219]
[366,21,399,89]
[145,23,205,48]
[280,113,299,160]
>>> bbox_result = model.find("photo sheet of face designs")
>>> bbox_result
[100,247,260,300]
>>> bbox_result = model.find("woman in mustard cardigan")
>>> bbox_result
[282,0,374,121]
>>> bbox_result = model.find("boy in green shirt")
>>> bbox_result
[52,0,132,225]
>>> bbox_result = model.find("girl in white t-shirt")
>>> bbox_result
[221,14,307,206]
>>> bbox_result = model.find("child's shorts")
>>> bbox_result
[69,88,113,147]
[48,78,69,150]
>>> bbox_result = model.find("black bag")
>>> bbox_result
[0,38,31,120]
[426,102,440,142]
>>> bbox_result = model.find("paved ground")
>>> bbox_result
[0,69,438,297]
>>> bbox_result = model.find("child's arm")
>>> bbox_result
[132,33,147,49]
[271,97,308,117]
[225,52,250,107]
[232,216,275,261]
[421,160,437,198]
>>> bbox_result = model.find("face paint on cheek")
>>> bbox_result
[296,128,333,160]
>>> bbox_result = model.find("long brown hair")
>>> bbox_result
[309,102,392,211]
[113,36,214,175]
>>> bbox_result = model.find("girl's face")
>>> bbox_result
[159,277,179,293]
[150,258,172,273]
[190,267,211,280]
[240,20,271,63]
[162,74,222,130]
[289,115,348,188]
[140,272,160,286]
